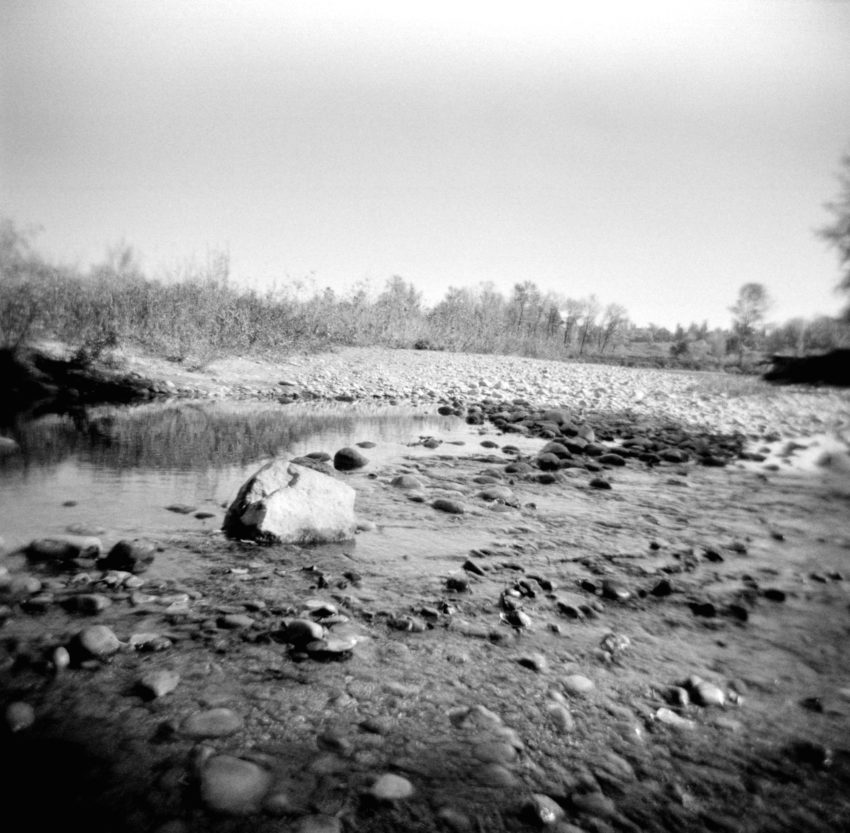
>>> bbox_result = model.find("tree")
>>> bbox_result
[730,282,771,365]
[818,150,850,319]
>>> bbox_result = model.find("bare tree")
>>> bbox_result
[577,295,601,356]
[729,282,771,365]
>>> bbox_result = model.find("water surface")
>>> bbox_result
[0,400,477,550]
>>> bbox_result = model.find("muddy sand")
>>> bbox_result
[2,346,850,833]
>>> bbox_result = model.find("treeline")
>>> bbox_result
[1,219,848,370]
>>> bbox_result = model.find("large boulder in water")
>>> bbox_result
[223,459,356,544]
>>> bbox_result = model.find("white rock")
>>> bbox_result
[199,754,273,815]
[223,459,356,544]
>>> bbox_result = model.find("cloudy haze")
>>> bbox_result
[2,0,850,328]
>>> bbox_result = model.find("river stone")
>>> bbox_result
[563,674,595,696]
[432,498,465,514]
[547,702,576,733]
[138,669,181,699]
[369,773,414,801]
[27,535,102,563]
[223,459,356,544]
[5,701,35,732]
[199,754,273,815]
[524,794,565,826]
[181,707,243,738]
[391,474,425,490]
[98,539,156,574]
[72,624,122,659]
[477,485,514,502]
[333,447,368,471]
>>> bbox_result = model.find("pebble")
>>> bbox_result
[138,669,181,699]
[5,701,35,732]
[518,652,548,673]
[563,674,595,696]
[199,754,273,815]
[589,478,612,490]
[181,707,243,738]
[217,613,255,629]
[523,793,565,825]
[655,708,696,729]
[688,676,726,707]
[71,624,123,659]
[432,498,466,514]
[369,773,414,801]
[98,539,157,573]
[547,702,576,733]
[472,740,518,764]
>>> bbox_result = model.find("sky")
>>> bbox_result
[2,0,850,329]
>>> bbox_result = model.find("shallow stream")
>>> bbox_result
[0,400,498,551]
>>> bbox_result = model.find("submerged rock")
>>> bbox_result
[223,459,356,544]
[98,539,156,574]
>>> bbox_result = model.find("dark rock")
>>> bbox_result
[432,498,465,514]
[98,539,156,574]
[165,504,196,514]
[589,477,612,490]
[333,447,368,471]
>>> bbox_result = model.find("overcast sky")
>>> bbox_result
[2,0,850,328]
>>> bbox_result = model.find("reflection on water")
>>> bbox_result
[0,401,461,550]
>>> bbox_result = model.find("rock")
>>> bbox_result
[138,669,181,699]
[477,485,515,502]
[199,754,273,815]
[563,674,595,696]
[333,447,368,471]
[687,676,726,707]
[165,503,196,514]
[598,453,626,467]
[5,701,35,732]
[27,535,102,563]
[601,579,631,602]
[655,707,695,729]
[432,498,465,514]
[223,459,356,544]
[518,652,548,672]
[369,773,414,801]
[589,478,612,490]
[0,436,20,455]
[181,708,243,738]
[650,579,673,597]
[282,618,325,647]
[391,474,425,490]
[523,793,565,825]
[98,539,157,573]
[71,624,122,660]
[472,740,518,764]
[547,702,575,733]
[218,613,255,629]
